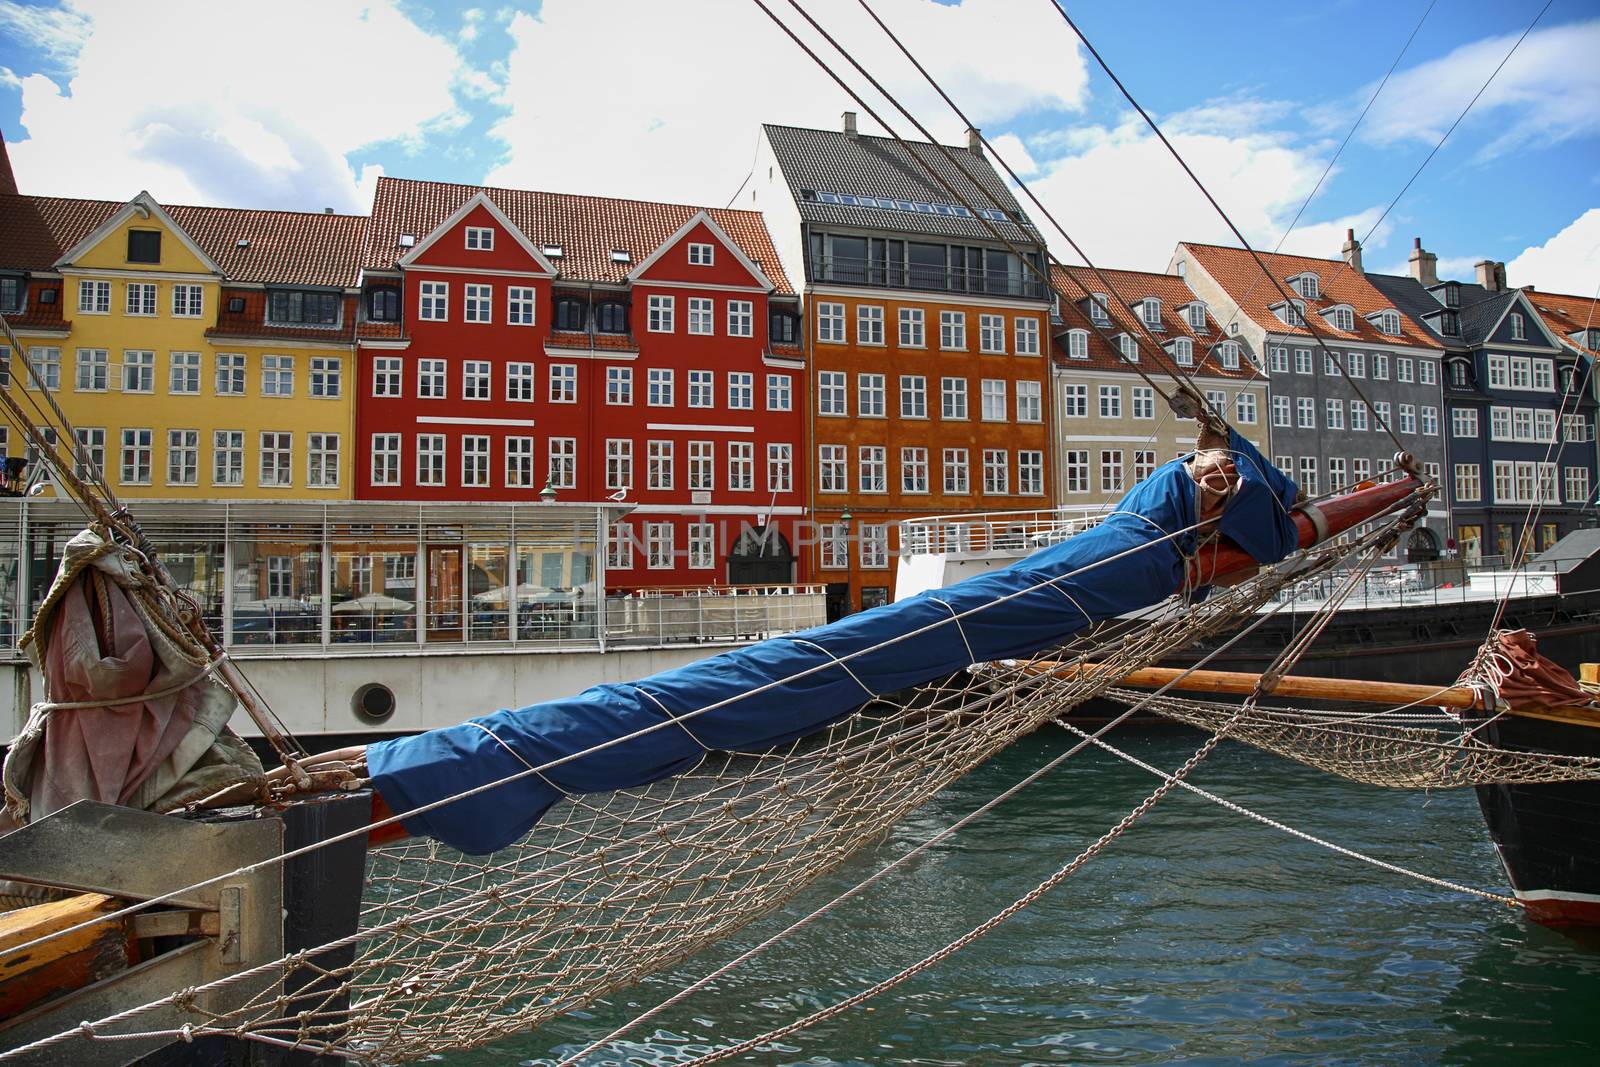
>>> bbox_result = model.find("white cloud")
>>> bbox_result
[987,133,1036,179]
[1507,209,1600,295]
[484,0,1086,204]
[1353,18,1600,160]
[0,1,90,67]
[6,0,471,210]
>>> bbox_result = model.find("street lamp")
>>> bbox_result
[839,510,852,531]
[538,480,558,504]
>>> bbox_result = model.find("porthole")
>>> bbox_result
[352,683,396,724]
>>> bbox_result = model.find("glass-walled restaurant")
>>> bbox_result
[0,501,609,654]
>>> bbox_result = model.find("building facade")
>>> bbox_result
[753,118,1054,616]
[354,177,807,597]
[1172,237,1450,560]
[1049,265,1268,505]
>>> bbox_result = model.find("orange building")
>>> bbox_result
[752,118,1053,616]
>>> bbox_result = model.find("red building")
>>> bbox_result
[356,177,807,590]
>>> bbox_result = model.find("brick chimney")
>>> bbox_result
[1341,228,1363,273]
[842,111,858,140]
[1476,259,1507,293]
[0,128,17,197]
[966,126,983,157]
[1407,237,1438,287]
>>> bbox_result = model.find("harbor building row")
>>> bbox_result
[3,119,1598,628]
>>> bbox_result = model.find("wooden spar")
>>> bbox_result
[1045,663,1484,710]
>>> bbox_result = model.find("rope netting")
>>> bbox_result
[1108,689,1600,790]
[3,510,1410,1065]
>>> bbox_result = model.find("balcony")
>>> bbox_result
[809,254,1047,301]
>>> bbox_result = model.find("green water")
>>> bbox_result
[442,727,1600,1066]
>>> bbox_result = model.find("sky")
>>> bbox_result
[1,0,1597,295]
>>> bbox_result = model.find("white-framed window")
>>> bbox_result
[1374,310,1401,336]
[728,441,754,491]
[463,360,491,400]
[262,354,294,397]
[259,431,293,487]
[1421,406,1439,436]
[1271,395,1290,427]
[856,372,885,417]
[981,448,1008,495]
[942,448,969,494]
[608,523,634,570]
[1015,317,1041,356]
[1205,389,1227,419]
[1088,294,1110,325]
[1100,449,1124,494]
[1490,406,1512,441]
[1063,449,1089,494]
[1217,341,1240,370]
[1487,354,1508,388]
[309,433,341,488]
[646,522,674,570]
[1374,400,1391,429]
[78,279,110,314]
[122,349,154,393]
[1328,457,1347,493]
[1292,274,1320,300]
[647,294,675,333]
[1186,303,1208,330]
[1067,330,1089,359]
[166,429,198,485]
[1513,408,1533,441]
[1018,450,1044,495]
[506,361,534,402]
[819,444,847,493]
[647,439,674,490]
[606,366,633,405]
[372,357,403,397]
[119,428,153,485]
[1227,392,1253,425]
[1130,385,1154,420]
[688,296,714,335]
[1118,334,1139,363]
[416,433,446,486]
[216,352,245,395]
[171,283,203,318]
[548,437,576,488]
[1397,356,1414,384]
[1536,409,1556,443]
[1294,348,1312,375]
[941,376,968,420]
[465,225,494,250]
[1018,380,1043,423]
[1298,456,1318,496]
[648,367,675,407]
[464,284,493,323]
[1269,347,1288,374]
[126,282,157,316]
[605,438,633,490]
[213,430,244,486]
[902,446,930,494]
[1099,384,1121,419]
[900,374,927,418]
[502,435,534,489]
[1419,359,1437,386]
[1326,306,1354,332]
[1171,338,1194,367]
[980,378,1007,422]
[169,351,201,394]
[1297,397,1315,429]
[859,524,888,569]
[1062,382,1087,418]
[766,373,792,411]
[1324,352,1343,377]
[818,371,847,415]
[310,356,341,398]
[1565,466,1591,504]
[688,369,713,408]
[1565,414,1593,443]
[1510,312,1525,341]
[419,281,448,321]
[1134,450,1156,482]
[819,523,848,570]
[727,371,754,410]
[1352,458,1371,483]
[549,363,577,403]
[1492,461,1516,504]
[508,286,536,326]
[688,522,716,569]
[1275,300,1305,328]
[1351,400,1369,432]
[1346,351,1365,378]
[728,299,753,337]
[418,359,447,399]
[687,242,714,266]
[1533,359,1554,392]
[689,440,714,491]
[857,304,885,345]
[979,313,1005,354]
[761,442,791,493]
[860,445,887,493]
[1452,408,1478,437]
[899,307,926,347]
[939,310,966,350]
[817,302,845,342]
[1325,398,1345,430]
[73,427,105,480]
[371,433,401,486]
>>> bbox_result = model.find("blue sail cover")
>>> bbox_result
[370,430,1298,854]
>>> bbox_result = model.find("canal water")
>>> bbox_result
[444,726,1600,1065]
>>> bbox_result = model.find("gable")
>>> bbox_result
[630,213,773,290]
[60,194,219,276]
[401,193,555,275]
[1483,293,1560,349]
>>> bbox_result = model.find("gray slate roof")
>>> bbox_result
[763,123,1041,245]
[1368,273,1458,347]
[1369,271,1522,348]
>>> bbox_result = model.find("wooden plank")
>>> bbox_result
[0,893,131,1021]
[1042,662,1483,709]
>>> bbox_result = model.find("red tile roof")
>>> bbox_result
[1526,289,1600,354]
[1178,242,1444,351]
[365,176,795,294]
[1050,263,1257,381]
[545,330,639,354]
[0,194,365,288]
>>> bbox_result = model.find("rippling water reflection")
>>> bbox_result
[434,727,1600,1065]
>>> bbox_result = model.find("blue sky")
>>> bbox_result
[1,0,1596,291]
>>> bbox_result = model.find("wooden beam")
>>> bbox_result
[1045,663,1483,710]
[0,893,131,1020]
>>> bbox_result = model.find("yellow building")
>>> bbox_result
[1,191,363,500]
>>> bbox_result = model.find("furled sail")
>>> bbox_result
[370,430,1299,854]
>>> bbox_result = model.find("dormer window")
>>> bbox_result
[1089,293,1110,325]
[1449,359,1469,388]
[542,244,564,259]
[1140,298,1162,327]
[1443,282,1460,308]
[267,289,339,326]
[1066,329,1088,359]
[465,226,494,251]
[610,249,631,264]
[1274,300,1306,328]
[1169,337,1193,366]
[367,285,400,322]
[1118,333,1138,363]
[688,242,715,266]
[1185,302,1207,331]
[554,296,588,331]
[769,308,800,345]
[1290,273,1319,300]
[0,276,22,313]
[1562,365,1579,392]
[1217,341,1240,370]
[596,300,629,334]
[1050,292,1062,322]
[1368,309,1401,336]
[127,229,161,264]
[1323,305,1355,332]
[1510,312,1525,341]
[1437,310,1460,337]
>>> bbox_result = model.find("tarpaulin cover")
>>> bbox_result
[370,430,1297,854]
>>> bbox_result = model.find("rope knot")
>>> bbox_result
[171,986,199,1012]
[78,1020,97,1038]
